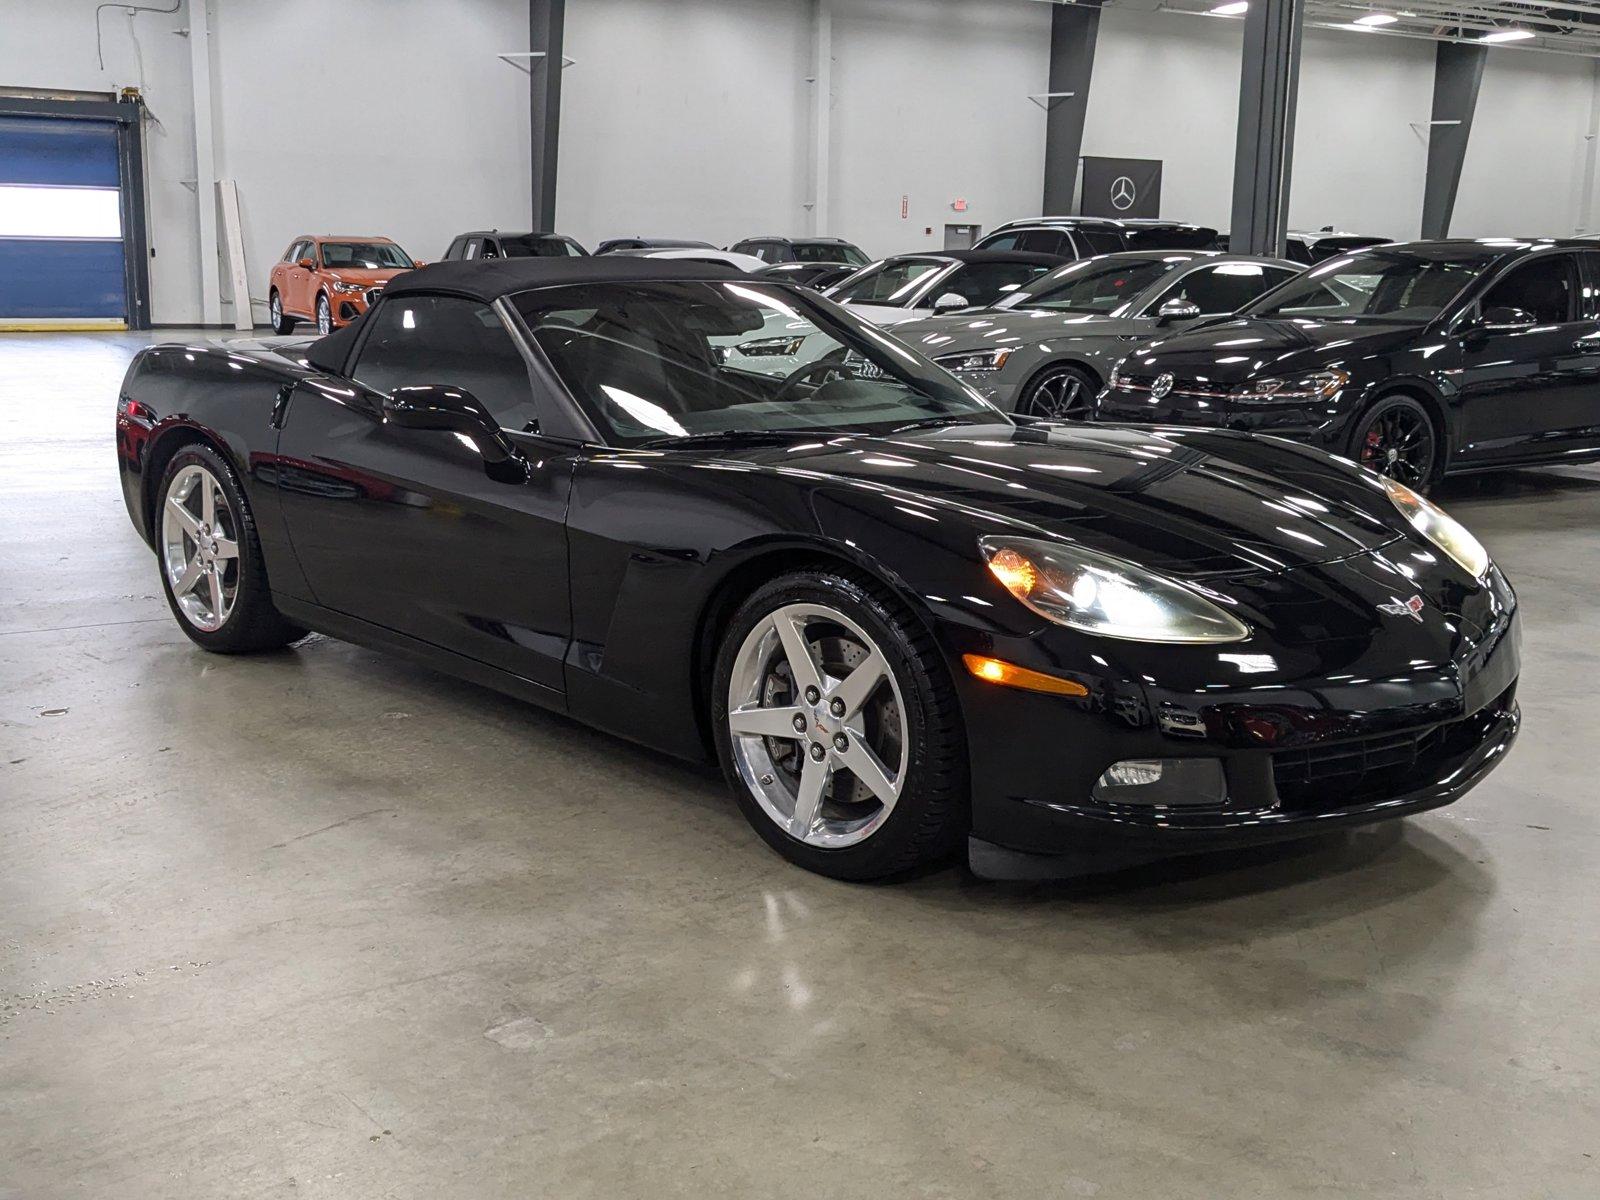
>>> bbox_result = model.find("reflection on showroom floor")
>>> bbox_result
[2,329,1597,1198]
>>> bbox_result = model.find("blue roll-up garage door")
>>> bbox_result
[0,115,128,328]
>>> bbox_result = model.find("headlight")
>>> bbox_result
[933,347,1013,373]
[1231,369,1348,401]
[1382,478,1490,580]
[735,335,806,357]
[979,536,1250,643]
[332,281,365,294]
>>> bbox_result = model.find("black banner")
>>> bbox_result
[1080,157,1162,219]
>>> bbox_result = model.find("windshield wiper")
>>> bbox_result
[635,429,815,449]
[888,416,986,434]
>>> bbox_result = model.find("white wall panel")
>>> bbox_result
[559,0,812,251]
[827,0,1049,257]
[208,0,531,324]
[1453,51,1597,239]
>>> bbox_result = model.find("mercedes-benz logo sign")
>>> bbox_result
[1110,175,1138,211]
[1151,373,1175,400]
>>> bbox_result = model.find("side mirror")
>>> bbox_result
[932,292,969,312]
[383,385,528,479]
[1156,298,1202,325]
[1476,305,1536,333]
[297,258,315,271]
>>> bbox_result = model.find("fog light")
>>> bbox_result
[1092,758,1227,807]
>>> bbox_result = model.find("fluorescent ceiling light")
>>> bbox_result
[1354,12,1398,25]
[1210,1,1249,13]
[1481,28,1535,42]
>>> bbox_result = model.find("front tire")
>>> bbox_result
[315,293,332,336]
[712,569,967,881]
[1017,364,1096,421]
[1349,394,1440,490]
[156,444,305,653]
[268,289,296,335]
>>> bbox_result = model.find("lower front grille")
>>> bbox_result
[1271,684,1516,811]
[364,287,383,306]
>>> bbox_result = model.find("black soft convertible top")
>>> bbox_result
[307,256,743,373]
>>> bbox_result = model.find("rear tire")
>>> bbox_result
[1017,364,1097,421]
[712,569,967,881]
[268,289,296,335]
[155,444,306,654]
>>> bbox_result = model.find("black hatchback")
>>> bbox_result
[1094,239,1600,487]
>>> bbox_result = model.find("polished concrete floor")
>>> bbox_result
[3,328,1598,1199]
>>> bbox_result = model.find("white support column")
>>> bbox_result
[807,0,832,237]
[1581,60,1600,235]
[187,0,223,326]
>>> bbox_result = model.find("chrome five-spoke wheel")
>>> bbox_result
[160,464,240,632]
[726,602,907,848]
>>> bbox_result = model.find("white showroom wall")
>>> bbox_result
[559,0,813,251]
[207,0,531,324]
[0,0,203,324]
[1454,51,1599,238]
[826,0,1049,257]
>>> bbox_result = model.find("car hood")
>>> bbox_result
[712,422,1403,579]
[840,302,930,327]
[325,267,411,286]
[893,308,1151,356]
[1124,317,1419,384]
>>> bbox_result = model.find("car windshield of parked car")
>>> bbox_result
[995,257,1181,314]
[499,235,585,258]
[793,242,869,266]
[831,259,945,305]
[513,280,999,445]
[941,261,1056,308]
[320,242,413,270]
[1246,250,1496,323]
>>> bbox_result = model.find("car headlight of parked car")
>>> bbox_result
[332,281,366,294]
[1231,369,1348,401]
[934,347,1014,374]
[979,535,1250,643]
[1382,478,1490,581]
[736,334,807,357]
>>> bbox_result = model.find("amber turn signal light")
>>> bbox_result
[962,654,1088,697]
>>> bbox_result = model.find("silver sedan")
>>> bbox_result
[891,251,1300,418]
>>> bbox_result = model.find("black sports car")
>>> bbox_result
[115,258,1520,881]
[1097,239,1600,487]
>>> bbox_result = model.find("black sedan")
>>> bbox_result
[1097,239,1600,487]
[115,258,1520,881]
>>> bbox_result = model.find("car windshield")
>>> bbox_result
[500,235,586,258]
[832,259,945,305]
[320,242,412,270]
[995,257,1182,314]
[1246,249,1495,323]
[513,280,1000,446]
[793,242,869,266]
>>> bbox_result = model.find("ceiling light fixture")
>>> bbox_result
[1481,28,1535,42]
[1354,12,1398,25]
[1210,1,1249,14]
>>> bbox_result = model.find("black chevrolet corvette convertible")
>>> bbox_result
[116,258,1521,881]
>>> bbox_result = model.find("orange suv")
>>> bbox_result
[268,236,420,335]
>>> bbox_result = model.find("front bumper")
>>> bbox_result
[951,579,1521,874]
[330,286,383,326]
[1094,384,1350,450]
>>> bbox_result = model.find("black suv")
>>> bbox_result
[1095,239,1600,487]
[976,217,1218,259]
[442,231,588,260]
[727,236,869,267]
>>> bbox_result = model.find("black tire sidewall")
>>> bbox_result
[1019,364,1096,420]
[155,444,293,653]
[711,570,966,881]
[1350,395,1441,490]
